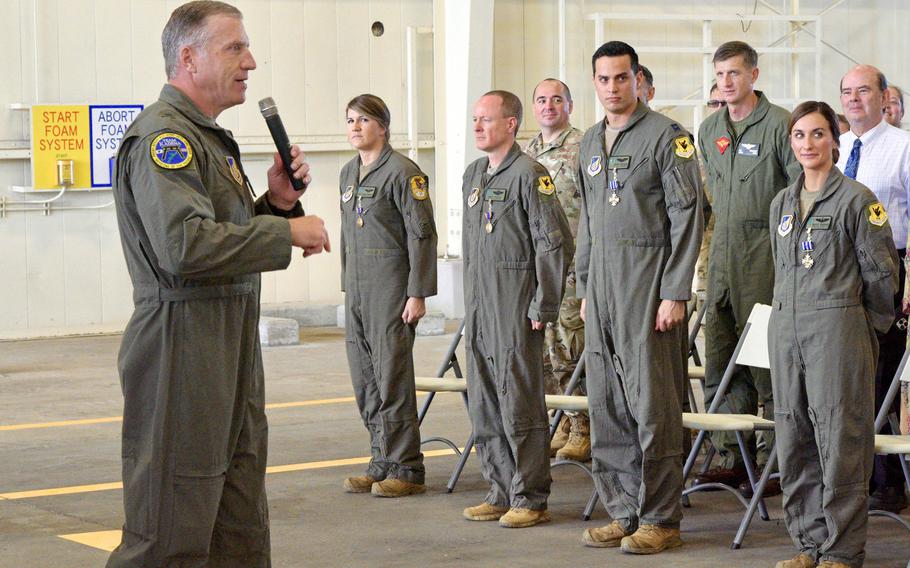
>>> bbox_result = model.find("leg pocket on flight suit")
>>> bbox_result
[167,474,226,559]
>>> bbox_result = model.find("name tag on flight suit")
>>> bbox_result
[608,156,631,169]
[737,143,760,157]
[356,186,376,198]
[484,188,507,201]
[806,216,832,230]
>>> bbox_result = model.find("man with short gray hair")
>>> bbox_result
[461,90,573,529]
[107,2,329,565]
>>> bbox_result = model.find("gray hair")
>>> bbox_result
[162,1,242,79]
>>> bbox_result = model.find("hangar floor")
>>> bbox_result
[1,323,908,568]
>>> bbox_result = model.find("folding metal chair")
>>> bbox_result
[681,303,779,549]
[414,320,474,493]
[870,348,910,531]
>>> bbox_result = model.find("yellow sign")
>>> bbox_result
[32,105,91,190]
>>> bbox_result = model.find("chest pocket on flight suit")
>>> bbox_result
[739,153,770,182]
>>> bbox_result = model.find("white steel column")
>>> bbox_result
[438,0,494,258]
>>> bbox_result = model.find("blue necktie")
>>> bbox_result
[845,138,862,179]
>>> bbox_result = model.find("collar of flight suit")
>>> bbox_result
[783,165,846,211]
[591,100,651,140]
[486,142,525,175]
[529,125,576,153]
[722,90,772,133]
[158,84,223,132]
[358,143,394,182]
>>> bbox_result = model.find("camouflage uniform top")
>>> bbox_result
[525,126,584,287]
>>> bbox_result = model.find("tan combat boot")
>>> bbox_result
[499,507,551,528]
[343,475,377,493]
[463,502,510,521]
[582,520,633,548]
[816,562,849,568]
[555,415,591,461]
[371,478,426,498]
[550,415,570,457]
[775,553,816,568]
[620,524,683,554]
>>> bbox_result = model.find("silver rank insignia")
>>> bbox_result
[468,187,480,207]
[342,185,354,203]
[801,253,814,269]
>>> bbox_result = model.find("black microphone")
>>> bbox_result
[258,97,306,192]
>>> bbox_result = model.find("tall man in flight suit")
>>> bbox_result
[525,78,589,462]
[461,90,573,529]
[696,41,800,494]
[577,41,703,554]
[108,2,330,566]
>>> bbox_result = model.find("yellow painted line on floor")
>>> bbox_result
[0,396,358,432]
[59,530,122,552]
[1,448,466,500]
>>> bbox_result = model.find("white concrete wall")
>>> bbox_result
[2,0,910,338]
[0,0,435,338]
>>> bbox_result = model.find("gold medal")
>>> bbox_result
[485,222,493,233]
[357,217,364,228]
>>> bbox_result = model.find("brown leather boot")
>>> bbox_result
[371,478,426,498]
[550,415,570,457]
[555,414,591,462]
[582,520,633,548]
[774,553,816,568]
[463,502,510,521]
[498,507,551,528]
[620,524,683,554]
[343,475,377,493]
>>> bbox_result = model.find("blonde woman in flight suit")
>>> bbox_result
[339,94,438,498]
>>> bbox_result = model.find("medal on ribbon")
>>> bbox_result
[801,226,814,269]
[608,168,620,206]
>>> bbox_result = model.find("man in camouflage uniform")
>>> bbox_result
[525,78,589,461]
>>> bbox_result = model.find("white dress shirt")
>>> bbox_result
[837,120,910,249]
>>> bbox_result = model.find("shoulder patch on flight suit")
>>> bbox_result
[410,175,429,200]
[225,156,243,185]
[150,133,193,169]
[777,214,794,237]
[715,136,731,155]
[538,175,555,196]
[467,187,480,207]
[673,136,695,159]
[342,185,354,203]
[868,202,889,227]
[587,155,603,176]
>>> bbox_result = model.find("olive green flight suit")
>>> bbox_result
[697,92,801,468]
[576,103,704,529]
[339,144,437,484]
[108,85,300,568]
[769,168,898,567]
[462,142,573,511]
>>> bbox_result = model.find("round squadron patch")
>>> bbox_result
[150,133,193,169]
[587,155,603,176]
[342,185,354,203]
[538,175,555,195]
[777,214,794,237]
[673,136,695,160]
[225,156,243,185]
[467,187,480,208]
[868,202,888,226]
[410,175,429,200]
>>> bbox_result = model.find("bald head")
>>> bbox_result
[840,64,888,136]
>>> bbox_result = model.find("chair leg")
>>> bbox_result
[582,488,599,521]
[417,391,436,426]
[735,430,769,521]
[732,447,778,549]
[447,433,474,493]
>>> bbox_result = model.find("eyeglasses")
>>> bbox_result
[707,99,727,108]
